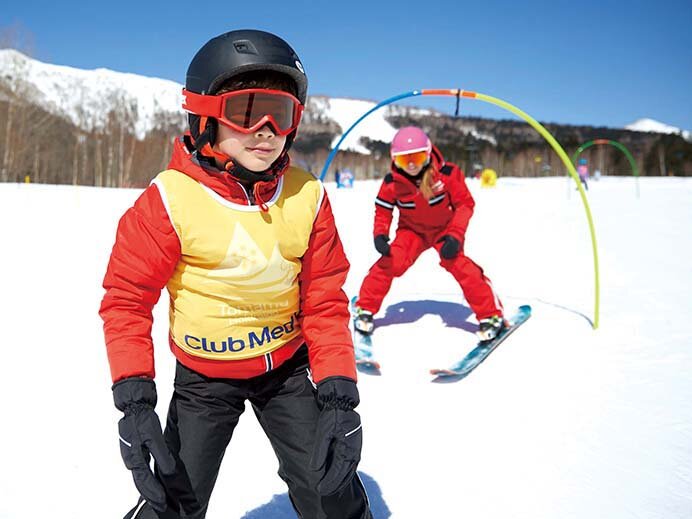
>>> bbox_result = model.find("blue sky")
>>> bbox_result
[3,0,691,129]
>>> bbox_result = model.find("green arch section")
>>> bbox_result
[573,139,640,196]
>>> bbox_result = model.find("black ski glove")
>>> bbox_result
[438,234,462,259]
[374,234,391,256]
[310,377,363,496]
[113,377,176,512]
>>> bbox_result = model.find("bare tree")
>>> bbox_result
[0,23,36,181]
[1,98,14,181]
[658,143,667,176]
[94,136,103,187]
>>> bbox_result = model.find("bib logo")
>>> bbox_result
[184,314,298,354]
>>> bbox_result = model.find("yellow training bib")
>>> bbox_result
[153,167,324,361]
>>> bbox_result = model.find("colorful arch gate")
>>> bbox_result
[573,139,640,197]
[320,89,601,329]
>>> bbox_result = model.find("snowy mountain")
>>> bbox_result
[0,49,184,139]
[3,50,690,183]
[0,50,526,151]
[625,118,691,140]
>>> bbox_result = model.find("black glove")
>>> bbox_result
[113,378,176,512]
[374,234,391,256]
[438,234,462,259]
[310,377,363,496]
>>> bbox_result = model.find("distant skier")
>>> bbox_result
[577,158,589,190]
[353,126,505,341]
[100,30,369,519]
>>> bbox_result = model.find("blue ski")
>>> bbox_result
[350,296,381,376]
[430,305,532,383]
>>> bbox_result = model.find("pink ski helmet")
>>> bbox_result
[390,126,432,158]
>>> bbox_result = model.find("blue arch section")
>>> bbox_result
[318,91,421,181]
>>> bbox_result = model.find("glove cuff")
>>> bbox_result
[316,376,359,410]
[112,377,157,414]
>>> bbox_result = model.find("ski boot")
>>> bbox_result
[476,315,506,342]
[353,308,374,336]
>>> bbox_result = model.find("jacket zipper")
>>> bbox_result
[236,183,254,205]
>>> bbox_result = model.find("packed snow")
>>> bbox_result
[0,175,690,518]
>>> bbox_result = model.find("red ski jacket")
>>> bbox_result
[100,136,356,384]
[373,147,474,242]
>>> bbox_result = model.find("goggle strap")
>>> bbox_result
[183,89,224,117]
[392,146,431,157]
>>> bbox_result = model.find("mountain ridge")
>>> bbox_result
[3,49,689,145]
[1,49,691,184]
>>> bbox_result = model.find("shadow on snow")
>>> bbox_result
[374,299,476,334]
[241,472,391,518]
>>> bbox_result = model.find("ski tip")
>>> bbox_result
[518,304,532,315]
[430,373,467,384]
[429,368,467,379]
[357,360,382,376]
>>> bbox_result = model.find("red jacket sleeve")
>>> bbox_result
[444,164,475,240]
[99,184,181,383]
[299,189,357,384]
[373,177,396,238]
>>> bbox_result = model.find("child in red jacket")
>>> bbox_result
[354,126,504,340]
[100,30,370,519]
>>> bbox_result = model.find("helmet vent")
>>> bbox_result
[233,40,259,54]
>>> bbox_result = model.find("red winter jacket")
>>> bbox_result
[373,146,474,242]
[100,137,356,384]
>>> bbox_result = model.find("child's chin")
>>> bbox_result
[239,158,272,173]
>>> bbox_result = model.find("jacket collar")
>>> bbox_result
[166,135,280,204]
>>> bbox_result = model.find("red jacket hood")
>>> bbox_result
[166,136,281,203]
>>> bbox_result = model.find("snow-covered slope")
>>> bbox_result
[626,118,691,140]
[0,176,691,518]
[0,49,184,139]
[309,96,399,154]
[309,95,498,153]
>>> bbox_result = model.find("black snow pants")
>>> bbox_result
[124,346,371,519]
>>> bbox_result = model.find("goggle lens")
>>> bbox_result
[182,88,303,136]
[223,92,297,133]
[393,151,430,169]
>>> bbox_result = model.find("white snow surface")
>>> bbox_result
[625,118,691,140]
[1,175,691,518]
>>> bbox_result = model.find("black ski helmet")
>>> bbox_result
[185,29,308,147]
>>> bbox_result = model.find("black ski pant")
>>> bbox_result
[124,346,371,519]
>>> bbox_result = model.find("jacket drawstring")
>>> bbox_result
[253,181,270,212]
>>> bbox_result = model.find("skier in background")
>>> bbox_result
[100,30,370,519]
[352,126,505,341]
[577,158,589,190]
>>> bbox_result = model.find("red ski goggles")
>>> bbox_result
[393,150,430,170]
[182,88,304,136]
